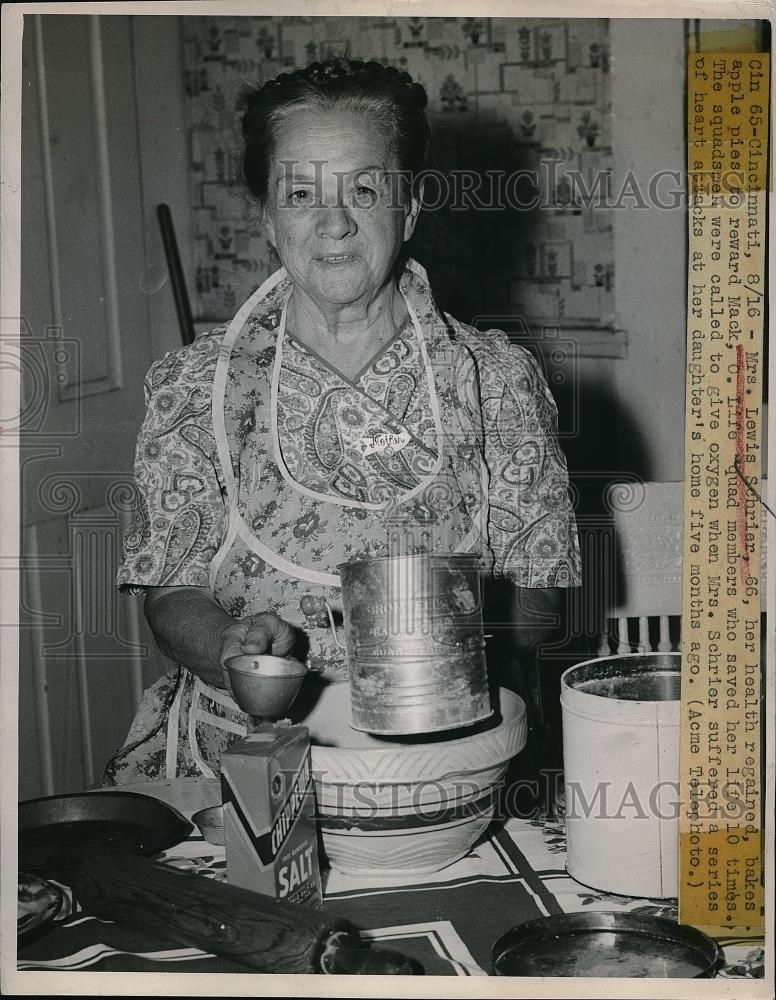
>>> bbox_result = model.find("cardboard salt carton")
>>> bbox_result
[220,723,322,908]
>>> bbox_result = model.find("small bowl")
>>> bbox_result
[224,655,308,718]
[191,804,225,846]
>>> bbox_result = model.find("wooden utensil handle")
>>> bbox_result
[45,847,354,974]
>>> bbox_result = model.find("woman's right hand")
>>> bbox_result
[219,612,297,678]
[144,588,298,694]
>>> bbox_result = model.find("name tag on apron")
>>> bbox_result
[360,428,411,456]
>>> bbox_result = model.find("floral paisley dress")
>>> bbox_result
[105,260,581,784]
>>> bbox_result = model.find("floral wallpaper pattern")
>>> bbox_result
[182,17,614,329]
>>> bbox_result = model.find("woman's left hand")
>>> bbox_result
[510,586,564,651]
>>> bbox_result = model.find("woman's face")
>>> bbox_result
[262,108,420,309]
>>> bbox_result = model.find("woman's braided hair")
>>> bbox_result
[238,57,430,204]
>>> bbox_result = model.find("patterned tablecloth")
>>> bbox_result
[17,801,764,979]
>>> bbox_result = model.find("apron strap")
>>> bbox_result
[165,671,187,779]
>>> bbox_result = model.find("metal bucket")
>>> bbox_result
[560,653,680,898]
[338,553,492,735]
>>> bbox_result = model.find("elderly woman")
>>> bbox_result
[105,58,581,784]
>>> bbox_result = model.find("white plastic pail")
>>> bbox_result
[560,653,680,898]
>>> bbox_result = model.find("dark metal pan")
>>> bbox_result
[492,911,721,978]
[19,791,193,872]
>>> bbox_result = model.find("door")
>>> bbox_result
[17,13,180,797]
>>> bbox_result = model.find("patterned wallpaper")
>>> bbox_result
[182,16,614,331]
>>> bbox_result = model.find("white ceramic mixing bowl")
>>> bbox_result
[291,682,527,876]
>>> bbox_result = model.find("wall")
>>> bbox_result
[132,16,197,363]
[605,18,687,482]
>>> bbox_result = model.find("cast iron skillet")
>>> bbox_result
[19,791,193,872]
